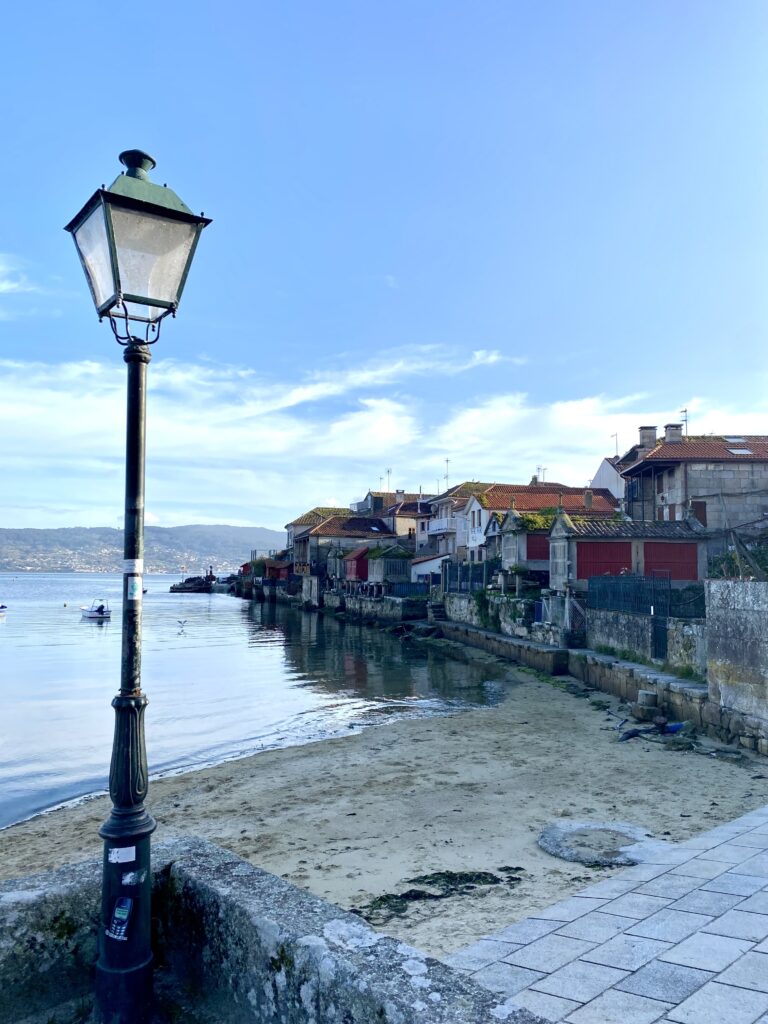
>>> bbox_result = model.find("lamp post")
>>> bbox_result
[65,150,210,1023]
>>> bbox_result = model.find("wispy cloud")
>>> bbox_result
[0,254,40,296]
[1,353,765,529]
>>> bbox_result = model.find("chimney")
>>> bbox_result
[638,425,657,449]
[583,489,593,510]
[510,496,516,510]
[395,489,405,503]
[664,423,683,444]
[530,474,538,485]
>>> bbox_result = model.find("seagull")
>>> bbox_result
[177,619,187,627]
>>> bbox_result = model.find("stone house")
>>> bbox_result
[293,516,395,577]
[548,513,707,593]
[285,506,352,563]
[381,496,435,549]
[621,424,768,553]
[366,545,412,586]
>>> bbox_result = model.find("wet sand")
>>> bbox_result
[1,664,765,957]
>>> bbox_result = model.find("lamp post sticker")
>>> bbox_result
[108,846,136,864]
[127,576,143,602]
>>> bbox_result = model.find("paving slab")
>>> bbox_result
[667,859,732,880]
[701,908,768,942]
[512,989,582,1022]
[563,989,672,1024]
[665,980,768,1024]
[581,934,673,971]
[613,960,713,1002]
[658,931,753,971]
[701,873,768,896]
[635,875,703,900]
[504,934,597,972]
[556,911,631,943]
[670,889,745,916]
[491,917,562,944]
[530,960,629,1001]
[694,844,761,864]
[471,961,545,996]
[442,938,522,971]
[726,834,768,849]
[600,893,673,920]
[738,892,768,915]
[530,896,609,922]
[625,909,714,943]
[716,950,768,993]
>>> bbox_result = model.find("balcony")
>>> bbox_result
[428,517,457,535]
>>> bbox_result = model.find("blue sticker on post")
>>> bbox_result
[127,577,143,602]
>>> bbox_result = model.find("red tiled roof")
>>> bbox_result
[625,436,768,473]
[473,484,618,516]
[308,516,395,539]
[383,499,435,516]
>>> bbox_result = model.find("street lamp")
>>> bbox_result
[65,150,210,1023]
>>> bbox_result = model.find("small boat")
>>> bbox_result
[81,599,111,620]
[0,604,7,613]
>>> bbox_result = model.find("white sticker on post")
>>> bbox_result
[127,577,143,602]
[108,846,136,864]
[123,558,144,573]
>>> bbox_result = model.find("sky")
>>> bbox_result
[2,1,768,531]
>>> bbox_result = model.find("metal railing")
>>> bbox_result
[586,576,705,618]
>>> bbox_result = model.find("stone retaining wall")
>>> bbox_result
[0,838,542,1024]
[439,621,569,676]
[344,596,428,622]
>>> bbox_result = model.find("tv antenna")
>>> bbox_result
[386,467,392,491]
[611,432,618,456]
[680,408,689,435]
[536,465,548,482]
[444,457,450,488]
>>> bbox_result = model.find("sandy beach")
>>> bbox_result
[2,662,766,957]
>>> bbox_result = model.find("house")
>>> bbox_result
[424,482,499,558]
[293,516,396,577]
[464,484,619,563]
[548,513,706,593]
[349,489,422,514]
[381,495,435,548]
[499,509,554,583]
[622,425,768,551]
[263,557,292,581]
[285,507,352,562]
[591,456,625,501]
[410,553,449,583]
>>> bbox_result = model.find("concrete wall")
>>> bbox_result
[0,838,543,1024]
[707,581,768,737]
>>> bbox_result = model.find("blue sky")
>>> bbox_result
[2,2,767,530]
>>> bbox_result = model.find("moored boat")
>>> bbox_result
[81,599,111,620]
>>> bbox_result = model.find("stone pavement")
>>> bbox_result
[443,805,768,1023]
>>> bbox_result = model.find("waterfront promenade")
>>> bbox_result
[446,804,768,1023]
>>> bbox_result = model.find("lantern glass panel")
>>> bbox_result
[73,205,114,310]
[110,207,198,318]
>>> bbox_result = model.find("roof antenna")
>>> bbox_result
[680,408,689,435]
[444,457,450,488]
[611,432,618,456]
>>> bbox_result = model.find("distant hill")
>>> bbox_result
[0,525,285,573]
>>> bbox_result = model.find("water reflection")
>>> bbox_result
[243,602,505,708]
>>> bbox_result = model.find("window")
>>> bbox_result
[727,448,753,455]
[656,474,664,494]
[420,521,426,532]
[692,501,707,526]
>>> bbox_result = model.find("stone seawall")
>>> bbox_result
[439,621,569,676]
[0,838,541,1024]
[444,594,562,646]
[343,596,428,622]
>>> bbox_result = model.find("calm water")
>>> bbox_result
[0,574,504,829]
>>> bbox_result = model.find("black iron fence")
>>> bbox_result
[586,576,705,618]
[444,562,489,594]
[390,582,430,598]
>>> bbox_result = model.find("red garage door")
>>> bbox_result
[644,542,698,581]
[576,541,632,578]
